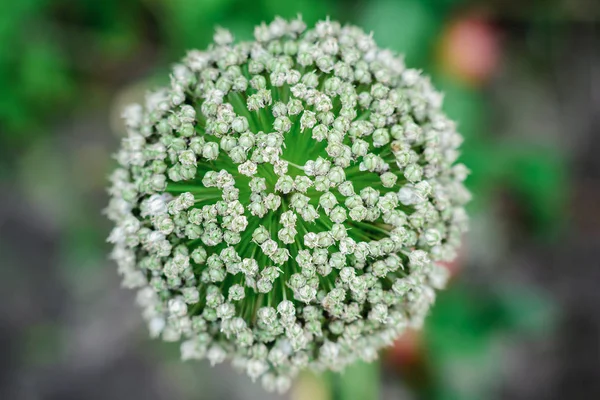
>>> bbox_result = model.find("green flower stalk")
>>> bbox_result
[106,17,469,393]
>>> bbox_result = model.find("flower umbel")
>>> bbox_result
[107,17,469,393]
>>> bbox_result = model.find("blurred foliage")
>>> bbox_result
[437,79,567,238]
[423,282,555,400]
[150,0,337,54]
[0,0,140,142]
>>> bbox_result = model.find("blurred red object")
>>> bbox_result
[387,329,423,368]
[438,15,501,86]
[386,244,466,369]
[438,250,463,278]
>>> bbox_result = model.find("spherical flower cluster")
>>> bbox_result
[107,17,469,393]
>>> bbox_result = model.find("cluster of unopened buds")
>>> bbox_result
[107,17,469,393]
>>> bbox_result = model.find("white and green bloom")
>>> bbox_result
[107,16,469,393]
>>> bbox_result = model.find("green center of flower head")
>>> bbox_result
[107,17,470,393]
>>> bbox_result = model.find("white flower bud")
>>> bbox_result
[240,258,259,276]
[202,142,219,160]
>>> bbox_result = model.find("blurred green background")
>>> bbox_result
[1,0,598,399]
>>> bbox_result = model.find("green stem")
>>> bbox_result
[328,361,380,400]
